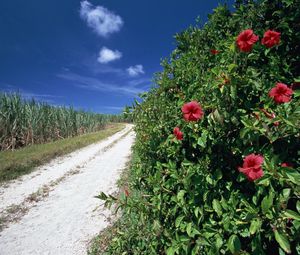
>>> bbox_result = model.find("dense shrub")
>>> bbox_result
[100,0,300,254]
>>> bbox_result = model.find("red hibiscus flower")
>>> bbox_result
[269,83,293,104]
[182,101,204,121]
[281,162,293,168]
[210,49,220,55]
[173,127,183,140]
[261,30,281,48]
[238,154,264,181]
[236,29,259,52]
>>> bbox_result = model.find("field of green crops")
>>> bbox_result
[0,93,125,150]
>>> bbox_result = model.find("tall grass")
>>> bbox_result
[0,93,122,150]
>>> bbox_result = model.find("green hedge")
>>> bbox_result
[101,0,300,254]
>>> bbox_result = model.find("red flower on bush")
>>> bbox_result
[173,127,183,140]
[261,30,281,48]
[281,162,293,168]
[269,83,293,104]
[236,29,259,52]
[182,101,204,121]
[238,154,264,181]
[210,49,220,55]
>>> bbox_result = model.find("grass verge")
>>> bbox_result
[87,149,153,255]
[87,150,133,255]
[0,123,125,183]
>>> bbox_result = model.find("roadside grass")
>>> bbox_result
[87,216,132,255]
[87,151,133,255]
[88,149,153,255]
[0,123,125,183]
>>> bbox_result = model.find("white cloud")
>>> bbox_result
[80,1,123,37]
[97,47,122,64]
[127,65,145,77]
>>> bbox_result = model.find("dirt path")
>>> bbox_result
[0,124,135,255]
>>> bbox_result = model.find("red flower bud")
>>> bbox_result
[260,108,275,119]
[124,189,129,197]
[173,127,183,140]
[210,49,220,55]
[281,162,293,168]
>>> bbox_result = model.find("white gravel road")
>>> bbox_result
[0,124,135,255]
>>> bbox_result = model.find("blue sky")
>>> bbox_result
[0,0,234,114]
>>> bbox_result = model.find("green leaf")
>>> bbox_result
[228,235,241,254]
[283,118,296,127]
[191,245,200,255]
[230,84,237,100]
[229,41,235,52]
[284,210,300,221]
[186,222,192,237]
[179,235,190,242]
[274,230,291,254]
[177,190,186,202]
[212,109,223,124]
[212,199,222,217]
[206,175,213,185]
[175,215,185,228]
[241,119,251,128]
[264,48,271,56]
[250,219,262,235]
[215,234,223,249]
[279,248,286,255]
[294,220,300,230]
[282,0,294,7]
[228,63,237,72]
[256,176,270,186]
[240,128,248,139]
[166,246,175,255]
[203,227,217,238]
[213,169,223,182]
[197,131,208,148]
[282,188,291,200]
[247,53,256,60]
[261,192,274,214]
[95,192,108,200]
[285,168,300,184]
[297,201,300,213]
[294,90,300,98]
[194,207,200,218]
[211,67,219,76]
